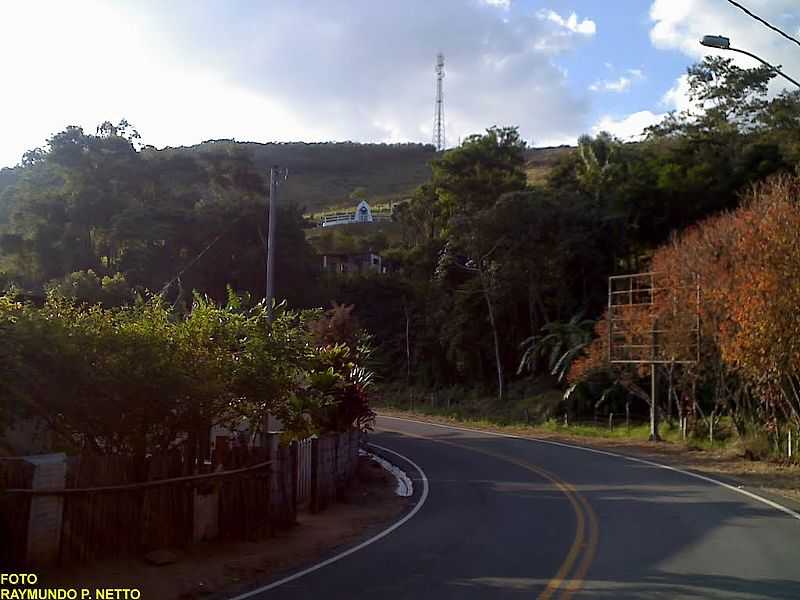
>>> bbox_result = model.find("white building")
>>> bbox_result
[320,200,392,227]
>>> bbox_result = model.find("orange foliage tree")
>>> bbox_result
[571,174,800,437]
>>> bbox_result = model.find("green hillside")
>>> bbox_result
[0,140,574,222]
[164,140,438,214]
[152,141,575,216]
[523,145,574,187]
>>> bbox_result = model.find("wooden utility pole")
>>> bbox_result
[265,166,287,322]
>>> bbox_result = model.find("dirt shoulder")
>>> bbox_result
[379,409,800,506]
[41,457,409,600]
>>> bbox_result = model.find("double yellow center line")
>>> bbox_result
[379,427,599,598]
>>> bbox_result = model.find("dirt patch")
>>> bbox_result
[380,409,800,505]
[39,457,409,599]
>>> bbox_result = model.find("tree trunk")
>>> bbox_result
[527,280,537,336]
[481,268,504,403]
[666,364,674,424]
[403,298,412,404]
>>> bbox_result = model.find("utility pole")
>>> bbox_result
[265,166,287,323]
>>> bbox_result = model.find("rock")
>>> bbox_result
[144,548,180,566]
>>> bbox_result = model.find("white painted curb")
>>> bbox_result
[227,443,429,599]
[360,448,414,497]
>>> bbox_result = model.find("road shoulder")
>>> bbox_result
[40,456,409,600]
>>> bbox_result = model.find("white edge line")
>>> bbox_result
[379,414,800,522]
[227,443,430,600]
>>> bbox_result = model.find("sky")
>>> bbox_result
[1,0,799,167]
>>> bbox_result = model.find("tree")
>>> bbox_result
[426,128,529,402]
[431,126,527,221]
[575,132,622,206]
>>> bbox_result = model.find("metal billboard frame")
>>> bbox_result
[608,271,700,366]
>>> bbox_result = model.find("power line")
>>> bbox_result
[723,0,800,49]
[159,217,243,297]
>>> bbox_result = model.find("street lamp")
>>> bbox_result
[700,35,800,89]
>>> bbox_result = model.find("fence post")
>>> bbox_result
[310,437,321,513]
[351,429,359,479]
[334,432,343,500]
[290,441,299,520]
[25,453,66,566]
[266,433,280,522]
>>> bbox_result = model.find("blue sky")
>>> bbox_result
[551,0,688,127]
[1,0,799,167]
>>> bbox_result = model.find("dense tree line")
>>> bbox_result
[0,121,319,308]
[362,56,800,429]
[2,56,800,452]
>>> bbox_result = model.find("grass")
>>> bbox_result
[376,384,800,505]
[376,383,738,450]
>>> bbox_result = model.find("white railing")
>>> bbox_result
[319,211,393,227]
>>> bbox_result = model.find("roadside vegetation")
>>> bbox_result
[377,390,736,449]
[0,293,374,456]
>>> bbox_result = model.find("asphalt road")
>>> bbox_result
[235,415,800,599]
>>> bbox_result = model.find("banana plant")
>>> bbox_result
[518,313,596,382]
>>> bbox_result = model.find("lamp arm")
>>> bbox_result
[728,46,800,89]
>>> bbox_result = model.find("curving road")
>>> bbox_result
[232,415,800,599]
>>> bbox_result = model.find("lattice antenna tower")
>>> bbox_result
[433,53,445,152]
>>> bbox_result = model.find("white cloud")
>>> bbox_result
[0,0,597,167]
[662,74,693,112]
[649,0,800,97]
[592,110,666,140]
[589,69,642,93]
[538,9,597,35]
[482,0,511,9]
[590,77,632,93]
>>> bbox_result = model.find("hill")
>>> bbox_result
[159,140,438,215]
[152,141,575,215]
[523,145,574,187]
[0,141,576,225]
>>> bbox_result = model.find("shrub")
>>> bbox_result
[0,289,375,456]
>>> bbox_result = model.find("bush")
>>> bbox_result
[0,290,376,456]
[742,433,772,461]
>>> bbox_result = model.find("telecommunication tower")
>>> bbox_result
[433,53,445,151]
